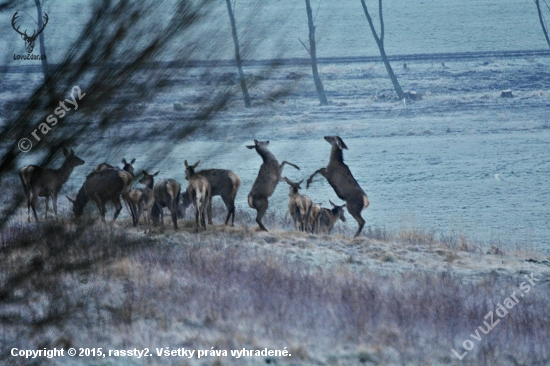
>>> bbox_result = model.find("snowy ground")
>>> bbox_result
[4,55,549,253]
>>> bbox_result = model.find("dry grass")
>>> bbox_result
[1,212,549,365]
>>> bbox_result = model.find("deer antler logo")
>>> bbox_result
[11,11,49,54]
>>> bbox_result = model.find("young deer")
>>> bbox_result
[283,177,312,232]
[151,176,181,230]
[19,148,85,222]
[306,136,369,237]
[128,170,157,229]
[247,140,299,231]
[315,201,347,234]
[180,168,240,226]
[309,202,321,233]
[67,168,130,222]
[184,160,212,232]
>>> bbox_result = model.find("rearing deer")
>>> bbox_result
[184,160,212,232]
[247,140,299,231]
[306,136,369,237]
[19,148,85,222]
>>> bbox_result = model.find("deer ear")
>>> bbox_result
[193,160,200,169]
[184,160,189,167]
[153,171,160,176]
[246,145,255,149]
[141,170,148,176]
[298,179,304,185]
[254,139,259,145]
[131,158,136,164]
[329,200,335,207]
[63,147,69,156]
[337,137,348,150]
[122,158,127,165]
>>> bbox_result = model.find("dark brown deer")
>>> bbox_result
[184,160,212,232]
[19,148,85,222]
[67,168,131,221]
[180,168,240,226]
[151,176,181,230]
[283,177,312,232]
[12,11,48,53]
[93,158,136,177]
[314,200,347,234]
[306,136,369,237]
[128,171,157,229]
[90,158,136,224]
[247,140,299,231]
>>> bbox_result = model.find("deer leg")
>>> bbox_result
[347,201,366,238]
[222,196,234,226]
[51,193,58,218]
[134,203,143,228]
[44,196,49,220]
[31,192,40,222]
[279,161,300,172]
[207,196,213,225]
[170,198,178,230]
[252,195,269,232]
[112,197,122,222]
[306,168,328,188]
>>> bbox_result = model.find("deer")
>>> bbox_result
[11,11,48,54]
[93,158,136,177]
[309,202,322,234]
[19,148,85,222]
[128,171,157,230]
[180,167,240,226]
[151,176,181,230]
[90,158,137,224]
[283,177,312,232]
[246,140,300,231]
[314,201,347,234]
[306,136,369,238]
[184,160,212,232]
[67,168,131,222]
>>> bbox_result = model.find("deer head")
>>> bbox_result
[12,11,49,54]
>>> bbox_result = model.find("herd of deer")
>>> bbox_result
[18,136,370,237]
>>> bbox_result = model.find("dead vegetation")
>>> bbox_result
[1,207,549,365]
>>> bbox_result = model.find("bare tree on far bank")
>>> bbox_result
[359,0,404,99]
[534,0,550,49]
[303,0,328,105]
[226,0,251,107]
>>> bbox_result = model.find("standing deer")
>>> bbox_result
[128,171,157,230]
[315,200,347,234]
[67,168,131,221]
[151,175,181,230]
[184,160,212,232]
[247,140,300,231]
[19,148,85,222]
[306,136,369,237]
[283,177,312,232]
[309,202,321,233]
[90,158,136,224]
[180,168,240,226]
